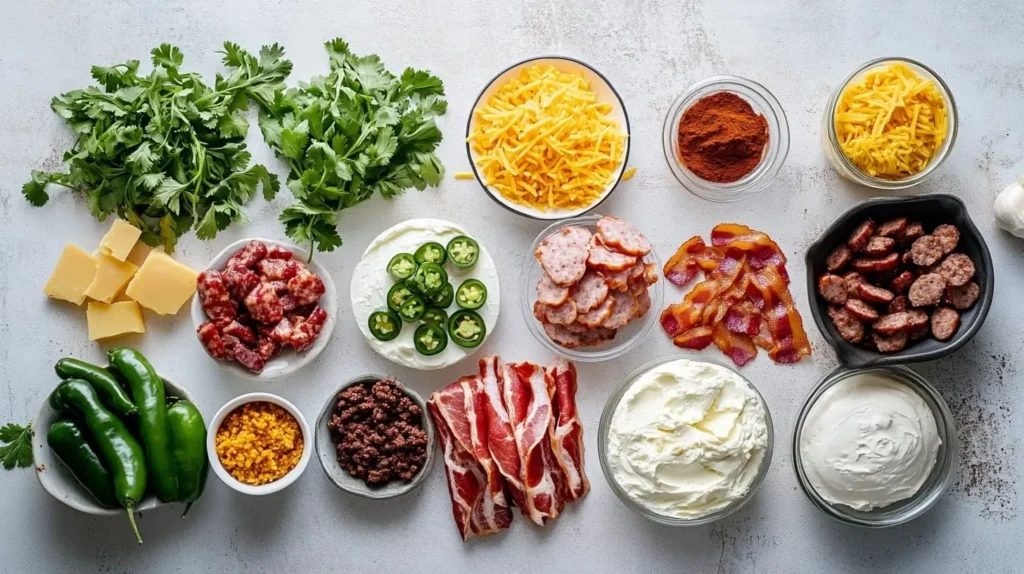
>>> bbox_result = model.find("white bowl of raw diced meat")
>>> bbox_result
[191,239,337,380]
[523,215,663,362]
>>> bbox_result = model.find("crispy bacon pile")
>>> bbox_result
[661,224,810,366]
[428,356,588,542]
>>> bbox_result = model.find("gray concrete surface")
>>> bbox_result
[0,0,1021,572]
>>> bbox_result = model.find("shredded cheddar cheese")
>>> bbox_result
[834,63,948,180]
[621,166,637,181]
[467,65,627,211]
[453,172,476,180]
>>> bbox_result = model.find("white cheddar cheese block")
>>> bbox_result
[125,251,198,315]
[125,241,162,267]
[85,255,138,303]
[87,301,146,340]
[98,219,142,262]
[43,244,98,305]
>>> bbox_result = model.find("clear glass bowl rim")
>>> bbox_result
[791,364,959,527]
[597,355,775,526]
[823,56,959,190]
[661,74,790,203]
[520,214,664,362]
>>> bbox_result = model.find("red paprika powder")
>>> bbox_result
[677,92,769,183]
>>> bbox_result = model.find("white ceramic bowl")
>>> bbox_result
[190,238,338,381]
[206,392,312,496]
[34,377,197,515]
[351,219,499,371]
[314,375,436,499]
[466,56,631,220]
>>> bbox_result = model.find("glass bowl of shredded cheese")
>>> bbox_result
[466,57,630,219]
[823,57,958,190]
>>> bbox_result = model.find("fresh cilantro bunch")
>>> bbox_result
[258,38,447,253]
[0,423,32,470]
[23,43,292,252]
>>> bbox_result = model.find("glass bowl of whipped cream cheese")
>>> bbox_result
[598,356,773,526]
[792,366,957,527]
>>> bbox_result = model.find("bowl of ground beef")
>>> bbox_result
[315,375,435,499]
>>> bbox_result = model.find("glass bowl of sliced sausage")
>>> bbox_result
[805,194,993,368]
[521,214,664,362]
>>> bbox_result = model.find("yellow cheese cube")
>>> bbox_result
[98,219,142,262]
[125,241,163,267]
[43,244,98,305]
[125,251,198,315]
[87,301,146,340]
[84,255,138,303]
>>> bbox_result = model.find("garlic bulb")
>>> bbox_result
[993,178,1024,238]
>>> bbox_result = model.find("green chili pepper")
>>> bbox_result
[428,283,455,308]
[399,294,427,322]
[414,323,448,356]
[446,236,480,269]
[52,379,147,543]
[386,252,418,281]
[411,262,448,295]
[387,283,415,312]
[455,279,488,310]
[414,242,447,265]
[369,310,403,341]
[107,348,176,503]
[167,400,208,516]
[449,310,487,348]
[422,308,448,326]
[55,358,137,417]
[47,419,118,508]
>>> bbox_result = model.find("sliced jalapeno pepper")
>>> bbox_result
[449,310,486,348]
[368,310,403,341]
[414,242,447,265]
[455,279,488,310]
[399,294,427,322]
[447,236,480,270]
[387,252,418,281]
[428,283,455,308]
[387,283,415,313]
[414,323,448,356]
[410,262,448,295]
[422,308,448,326]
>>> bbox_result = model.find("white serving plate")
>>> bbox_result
[34,376,197,516]
[190,238,338,381]
[465,56,631,220]
[350,219,500,371]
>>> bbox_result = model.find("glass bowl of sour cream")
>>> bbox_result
[598,356,774,526]
[792,366,958,527]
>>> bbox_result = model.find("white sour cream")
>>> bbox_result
[606,358,769,519]
[350,219,499,370]
[799,372,940,511]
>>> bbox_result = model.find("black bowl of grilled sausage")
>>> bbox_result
[805,194,994,368]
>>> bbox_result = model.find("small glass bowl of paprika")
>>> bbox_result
[662,75,790,202]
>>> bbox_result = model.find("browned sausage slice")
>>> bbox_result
[873,310,928,335]
[587,235,638,271]
[910,235,944,267]
[946,282,980,310]
[890,271,916,294]
[903,221,925,242]
[930,307,961,341]
[851,253,899,273]
[856,282,895,304]
[827,245,853,272]
[888,295,908,314]
[908,273,947,307]
[818,274,849,305]
[847,220,876,251]
[873,330,909,353]
[936,253,975,287]
[829,306,865,343]
[844,272,866,296]
[863,236,896,256]
[877,217,908,237]
[845,299,879,322]
[932,224,960,254]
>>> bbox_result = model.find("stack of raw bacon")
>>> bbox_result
[660,224,811,366]
[427,356,588,541]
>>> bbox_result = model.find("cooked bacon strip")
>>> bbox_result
[712,322,758,366]
[478,357,528,511]
[748,265,812,363]
[724,300,762,336]
[428,385,513,541]
[710,223,790,283]
[672,326,714,349]
[660,253,746,336]
[502,361,566,525]
[545,358,589,502]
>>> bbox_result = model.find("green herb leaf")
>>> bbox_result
[0,423,33,470]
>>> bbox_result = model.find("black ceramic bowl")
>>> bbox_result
[805,194,994,367]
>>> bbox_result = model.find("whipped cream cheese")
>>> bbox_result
[799,372,940,511]
[606,358,769,519]
[351,219,499,370]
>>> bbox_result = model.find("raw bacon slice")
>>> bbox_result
[429,381,512,541]
[545,359,589,502]
[478,357,528,511]
[502,361,566,525]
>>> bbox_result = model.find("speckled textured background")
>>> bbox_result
[1,1,1021,572]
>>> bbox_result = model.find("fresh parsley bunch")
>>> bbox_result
[23,43,292,252]
[258,38,447,253]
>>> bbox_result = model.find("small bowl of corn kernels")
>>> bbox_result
[207,392,312,495]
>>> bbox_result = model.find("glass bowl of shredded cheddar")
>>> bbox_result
[823,58,958,189]
[466,57,630,219]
